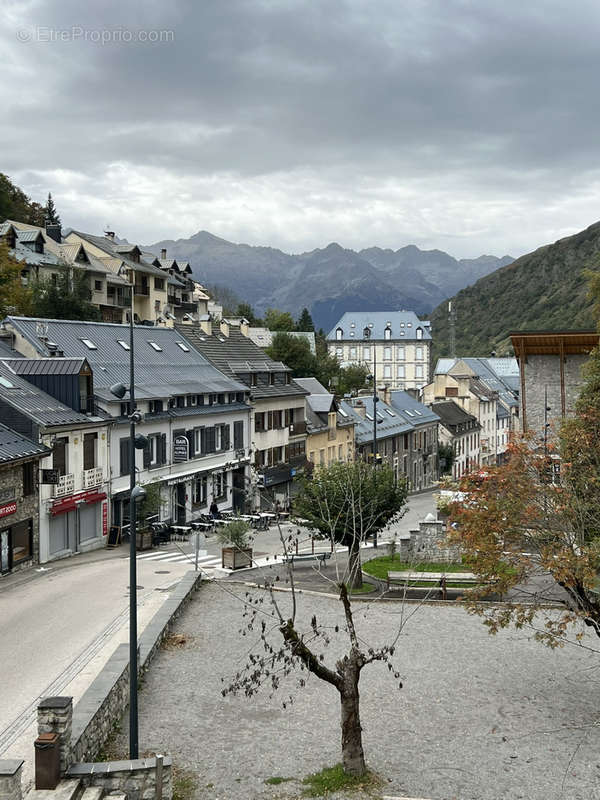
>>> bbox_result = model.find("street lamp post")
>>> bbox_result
[110,291,148,760]
[363,326,378,548]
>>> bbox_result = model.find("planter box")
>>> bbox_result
[136,530,153,551]
[221,547,253,570]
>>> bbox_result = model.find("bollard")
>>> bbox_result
[155,754,163,800]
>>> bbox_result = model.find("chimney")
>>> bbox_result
[104,230,115,242]
[239,318,250,337]
[161,248,167,260]
[45,220,61,243]
[353,399,366,418]
[200,318,212,336]
[220,320,230,338]
[377,385,392,406]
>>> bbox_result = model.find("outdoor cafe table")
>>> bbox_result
[171,525,192,540]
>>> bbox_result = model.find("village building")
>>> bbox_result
[326,311,432,390]
[430,400,481,479]
[294,378,356,467]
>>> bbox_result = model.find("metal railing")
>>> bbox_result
[83,467,103,489]
[54,473,75,497]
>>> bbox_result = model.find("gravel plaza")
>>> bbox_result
[114,579,600,800]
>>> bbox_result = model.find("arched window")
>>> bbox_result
[336,328,343,340]
[416,327,423,340]
[384,325,391,340]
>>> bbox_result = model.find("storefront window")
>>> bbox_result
[11,520,32,565]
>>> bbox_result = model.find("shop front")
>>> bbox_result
[48,489,107,559]
[0,514,33,574]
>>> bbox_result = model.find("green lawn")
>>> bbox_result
[362,556,468,581]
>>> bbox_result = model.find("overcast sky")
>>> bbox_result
[2,0,600,258]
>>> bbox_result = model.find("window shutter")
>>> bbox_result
[206,426,216,453]
[285,445,290,463]
[233,421,244,450]
[199,427,206,456]
[120,438,130,476]
[268,410,273,430]
[221,424,230,451]
[186,429,195,457]
[160,434,167,465]
[285,409,290,427]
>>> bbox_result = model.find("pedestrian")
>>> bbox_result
[210,499,220,520]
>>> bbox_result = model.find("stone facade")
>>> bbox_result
[0,459,40,572]
[399,516,461,563]
[522,353,587,436]
[37,697,73,775]
[0,761,23,800]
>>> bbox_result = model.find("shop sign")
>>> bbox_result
[0,502,17,519]
[173,435,189,463]
[102,501,108,536]
[262,466,292,488]
[51,489,107,516]
[42,469,60,485]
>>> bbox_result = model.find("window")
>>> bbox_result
[117,340,130,350]
[83,433,97,471]
[154,277,165,290]
[0,376,14,389]
[383,365,392,378]
[145,433,167,468]
[148,341,163,352]
[383,346,391,360]
[22,462,34,496]
[384,326,391,340]
[11,520,32,565]
[53,437,68,476]
[416,346,423,360]
[319,449,325,465]
[397,365,405,378]
[234,421,244,450]
[251,373,257,387]
[193,475,207,506]
[187,395,197,406]
[415,365,424,379]
[269,372,275,385]
[81,339,97,350]
[336,346,343,358]
[363,346,370,360]
[397,346,405,360]
[149,399,163,413]
[119,438,130,476]
[213,472,227,500]
[416,327,423,339]
[94,280,102,291]
[336,328,343,340]
[338,444,343,460]
[176,341,190,352]
[254,412,266,432]
[349,346,357,359]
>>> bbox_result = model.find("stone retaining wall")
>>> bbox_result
[67,757,172,800]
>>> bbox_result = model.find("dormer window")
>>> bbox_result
[384,325,392,340]
[336,327,343,340]
[416,327,423,339]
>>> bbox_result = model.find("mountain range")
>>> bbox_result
[146,231,513,331]
[429,220,600,359]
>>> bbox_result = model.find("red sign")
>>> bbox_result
[0,502,17,519]
[102,501,108,536]
[51,490,107,516]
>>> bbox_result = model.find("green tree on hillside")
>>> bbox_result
[235,301,262,326]
[31,268,101,321]
[0,242,32,318]
[296,307,315,331]
[0,174,45,226]
[264,308,296,331]
[266,332,316,378]
[45,192,61,226]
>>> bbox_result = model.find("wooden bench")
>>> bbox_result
[283,552,332,567]
[386,570,480,599]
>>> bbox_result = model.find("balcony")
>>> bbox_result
[134,283,150,296]
[54,473,75,497]
[174,301,198,312]
[289,421,307,436]
[105,292,131,307]
[83,467,103,489]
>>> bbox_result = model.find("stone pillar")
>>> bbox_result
[0,760,24,800]
[37,697,72,774]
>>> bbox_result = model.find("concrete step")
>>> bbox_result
[27,778,81,800]
[79,788,103,800]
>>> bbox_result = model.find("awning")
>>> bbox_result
[51,490,107,516]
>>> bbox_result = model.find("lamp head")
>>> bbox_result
[110,382,128,399]
[131,485,147,504]
[134,433,149,450]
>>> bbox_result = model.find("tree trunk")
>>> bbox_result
[347,537,363,589]
[339,658,366,776]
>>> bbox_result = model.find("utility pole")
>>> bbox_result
[448,301,456,359]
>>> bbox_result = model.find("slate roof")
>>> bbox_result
[0,359,101,428]
[434,357,518,410]
[0,422,50,464]
[389,390,440,426]
[431,401,480,431]
[340,396,414,445]
[4,317,247,398]
[175,325,308,399]
[67,231,166,278]
[326,311,431,341]
[4,358,87,376]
